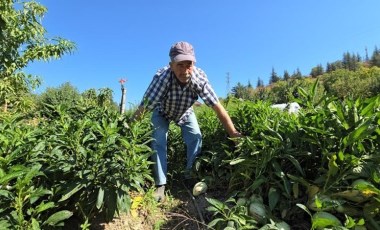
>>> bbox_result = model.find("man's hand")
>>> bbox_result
[230,131,243,138]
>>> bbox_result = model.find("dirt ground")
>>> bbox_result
[90,178,226,230]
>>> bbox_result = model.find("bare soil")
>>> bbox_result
[89,178,227,230]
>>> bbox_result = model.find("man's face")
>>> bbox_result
[170,61,194,84]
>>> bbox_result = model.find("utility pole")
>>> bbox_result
[119,78,127,114]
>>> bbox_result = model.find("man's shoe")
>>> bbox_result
[153,185,165,202]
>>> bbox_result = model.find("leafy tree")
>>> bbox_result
[0,0,75,112]
[98,87,116,109]
[82,88,98,107]
[321,67,380,99]
[326,61,344,73]
[310,64,324,78]
[231,82,247,99]
[37,82,81,117]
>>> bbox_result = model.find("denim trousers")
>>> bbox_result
[151,109,202,186]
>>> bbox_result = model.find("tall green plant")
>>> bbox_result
[42,105,153,225]
[0,114,73,229]
[200,81,380,228]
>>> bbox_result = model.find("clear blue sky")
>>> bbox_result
[27,0,380,109]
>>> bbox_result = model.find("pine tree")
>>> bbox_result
[256,77,264,88]
[269,67,281,84]
[291,68,302,79]
[370,46,380,67]
[283,70,290,81]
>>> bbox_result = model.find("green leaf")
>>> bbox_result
[19,164,44,188]
[268,187,280,211]
[0,220,12,230]
[31,218,40,230]
[296,204,312,217]
[206,197,225,211]
[105,189,117,221]
[343,117,376,147]
[312,211,342,229]
[44,210,73,226]
[58,183,84,202]
[207,218,224,227]
[30,187,53,204]
[248,176,266,192]
[287,174,310,188]
[0,170,26,184]
[361,96,379,116]
[117,192,131,213]
[36,201,55,214]
[229,158,245,165]
[96,187,104,210]
[284,154,305,176]
[0,190,13,199]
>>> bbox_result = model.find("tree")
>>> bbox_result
[97,87,118,110]
[283,70,290,81]
[291,68,303,79]
[342,52,361,71]
[231,82,246,99]
[37,82,81,117]
[256,77,264,88]
[0,0,75,112]
[326,61,344,73]
[82,88,98,107]
[310,64,324,78]
[269,67,281,84]
[370,46,380,67]
[321,67,380,99]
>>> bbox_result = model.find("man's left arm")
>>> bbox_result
[212,102,242,138]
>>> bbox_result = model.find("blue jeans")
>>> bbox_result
[151,109,202,186]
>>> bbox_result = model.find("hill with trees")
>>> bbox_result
[230,47,380,104]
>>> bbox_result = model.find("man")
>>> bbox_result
[132,41,241,202]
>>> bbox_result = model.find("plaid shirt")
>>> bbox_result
[140,65,219,125]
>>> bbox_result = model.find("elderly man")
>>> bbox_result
[132,41,241,202]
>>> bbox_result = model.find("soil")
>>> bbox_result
[89,177,227,230]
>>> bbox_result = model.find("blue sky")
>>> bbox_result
[27,0,380,109]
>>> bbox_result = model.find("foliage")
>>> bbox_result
[269,68,281,84]
[321,66,380,100]
[310,64,324,78]
[37,83,119,119]
[37,82,82,116]
[200,81,380,229]
[206,197,258,229]
[0,106,154,228]
[0,0,75,113]
[0,114,73,229]
[370,46,380,67]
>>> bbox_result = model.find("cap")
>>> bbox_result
[169,41,196,62]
